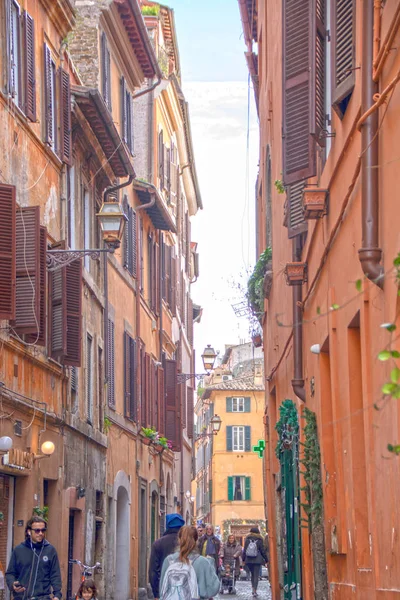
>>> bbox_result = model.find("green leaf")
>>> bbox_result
[331,303,340,311]
[378,350,391,361]
[387,443,400,455]
[394,254,400,266]
[355,279,362,292]
[381,323,397,332]
[394,386,400,399]
[382,382,397,395]
[316,306,321,315]
[391,367,400,383]
[391,350,400,359]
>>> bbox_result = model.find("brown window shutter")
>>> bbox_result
[181,381,186,429]
[43,43,53,145]
[123,197,130,270]
[140,343,146,426]
[187,387,194,439]
[15,206,40,334]
[59,68,72,165]
[23,11,36,122]
[157,366,165,435]
[165,359,181,451]
[146,353,151,426]
[312,0,326,146]
[188,297,194,346]
[26,226,47,345]
[166,147,171,199]
[124,331,131,417]
[50,253,67,360]
[282,0,316,185]
[155,242,160,316]
[132,208,137,278]
[121,77,127,142]
[129,337,137,420]
[287,181,307,238]
[64,259,82,366]
[332,0,355,118]
[158,130,164,189]
[0,184,16,320]
[151,359,157,429]
[161,238,166,301]
[108,319,115,408]
[171,252,176,315]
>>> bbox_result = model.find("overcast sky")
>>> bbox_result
[166,0,259,368]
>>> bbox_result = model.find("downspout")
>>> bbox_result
[133,75,162,100]
[292,238,306,402]
[358,0,384,288]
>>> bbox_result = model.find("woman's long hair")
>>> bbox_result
[178,525,199,564]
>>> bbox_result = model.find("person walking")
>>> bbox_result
[5,516,62,600]
[160,526,220,600]
[242,527,268,597]
[198,524,220,572]
[220,534,242,578]
[149,513,185,599]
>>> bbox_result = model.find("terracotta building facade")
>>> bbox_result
[239,0,400,599]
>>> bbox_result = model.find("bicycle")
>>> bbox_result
[69,560,101,600]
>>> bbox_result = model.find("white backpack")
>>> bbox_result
[160,555,199,600]
[246,539,259,558]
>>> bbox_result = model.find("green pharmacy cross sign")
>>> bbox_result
[253,440,266,458]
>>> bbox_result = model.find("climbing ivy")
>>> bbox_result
[300,409,323,531]
[275,399,299,457]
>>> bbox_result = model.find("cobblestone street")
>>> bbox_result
[218,580,272,600]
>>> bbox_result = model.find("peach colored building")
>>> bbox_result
[239,0,400,599]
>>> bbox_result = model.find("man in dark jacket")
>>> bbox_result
[6,516,62,600]
[148,513,185,599]
[242,527,268,597]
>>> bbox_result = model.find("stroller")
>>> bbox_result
[219,560,236,595]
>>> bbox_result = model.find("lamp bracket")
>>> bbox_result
[177,372,210,384]
[46,248,113,272]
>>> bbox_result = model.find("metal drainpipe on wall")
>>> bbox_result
[291,237,306,402]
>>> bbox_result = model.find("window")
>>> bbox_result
[9,0,21,107]
[123,196,137,277]
[232,397,245,412]
[228,476,251,501]
[71,366,78,413]
[233,426,244,451]
[107,319,115,408]
[86,334,93,424]
[121,78,134,154]
[68,167,76,250]
[44,44,57,151]
[101,32,111,111]
[123,331,137,420]
[332,0,355,118]
[83,189,91,271]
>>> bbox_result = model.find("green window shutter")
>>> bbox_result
[228,476,234,501]
[226,426,233,451]
[226,397,233,412]
[245,426,251,451]
[245,477,251,500]
[244,397,251,412]
[209,479,212,502]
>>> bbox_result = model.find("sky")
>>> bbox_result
[166,0,259,369]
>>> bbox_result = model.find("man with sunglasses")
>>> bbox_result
[5,516,62,600]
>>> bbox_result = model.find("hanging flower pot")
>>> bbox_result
[302,188,328,219]
[284,262,308,286]
[252,333,262,347]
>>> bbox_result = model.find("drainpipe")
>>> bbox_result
[133,75,162,100]
[292,238,306,402]
[358,0,383,288]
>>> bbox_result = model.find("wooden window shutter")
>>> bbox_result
[171,252,176,315]
[121,77,127,142]
[158,130,164,189]
[123,197,130,270]
[145,353,151,426]
[226,426,233,451]
[155,242,160,315]
[129,337,137,420]
[43,44,53,145]
[245,426,251,451]
[140,343,146,425]
[187,297,193,346]
[313,0,326,145]
[86,334,93,423]
[287,181,307,238]
[245,477,251,500]
[157,366,165,434]
[166,147,171,198]
[23,11,36,122]
[187,387,194,439]
[181,377,186,429]
[332,0,355,117]
[101,32,111,111]
[107,319,115,408]
[161,238,166,300]
[244,397,251,413]
[0,184,16,320]
[64,259,82,366]
[282,0,316,185]
[50,257,67,360]
[124,331,131,417]
[130,94,134,153]
[131,209,137,278]
[165,359,181,451]
[185,213,190,272]
[59,68,72,165]
[26,226,47,345]
[226,397,233,412]
[228,476,234,501]
[15,206,40,334]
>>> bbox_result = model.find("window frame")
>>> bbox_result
[232,426,245,452]
[86,333,93,424]
[232,397,245,412]
[233,476,245,501]
[9,0,22,108]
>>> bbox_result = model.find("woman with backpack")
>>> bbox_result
[242,527,268,597]
[160,526,220,600]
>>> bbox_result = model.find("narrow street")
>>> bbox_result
[218,580,272,600]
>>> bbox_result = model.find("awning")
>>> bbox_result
[133,181,177,233]
[72,85,135,178]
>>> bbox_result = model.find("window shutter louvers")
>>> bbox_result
[131,209,137,278]
[0,184,16,320]
[245,426,251,452]
[121,77,127,142]
[108,319,115,408]
[187,387,194,439]
[245,477,251,500]
[129,337,137,420]
[145,352,151,426]
[26,226,47,345]
[86,335,93,423]
[23,11,36,122]
[15,206,40,334]
[282,0,316,185]
[157,366,165,434]
[165,359,181,451]
[50,256,67,359]
[44,44,53,145]
[244,397,251,413]
[226,397,233,412]
[226,426,233,451]
[123,197,129,269]
[59,68,71,164]
[287,181,307,238]
[64,259,82,366]
[158,130,164,189]
[187,297,194,346]
[332,0,355,117]
[228,476,234,501]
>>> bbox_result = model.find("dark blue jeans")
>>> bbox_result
[247,564,261,591]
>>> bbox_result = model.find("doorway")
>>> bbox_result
[115,487,130,599]
[138,479,148,588]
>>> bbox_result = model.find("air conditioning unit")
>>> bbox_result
[222,375,232,381]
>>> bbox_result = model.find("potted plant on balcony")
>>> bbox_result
[284,262,308,286]
[141,427,157,445]
[302,188,328,219]
[247,247,272,320]
[251,330,263,348]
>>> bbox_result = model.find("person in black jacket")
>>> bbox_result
[198,524,221,572]
[6,516,62,600]
[242,527,268,597]
[148,513,185,599]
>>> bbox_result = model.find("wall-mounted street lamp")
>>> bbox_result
[177,345,218,384]
[185,490,195,503]
[34,440,55,461]
[0,436,13,453]
[194,414,222,441]
[46,198,127,272]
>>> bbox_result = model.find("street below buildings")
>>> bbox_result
[218,580,272,600]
